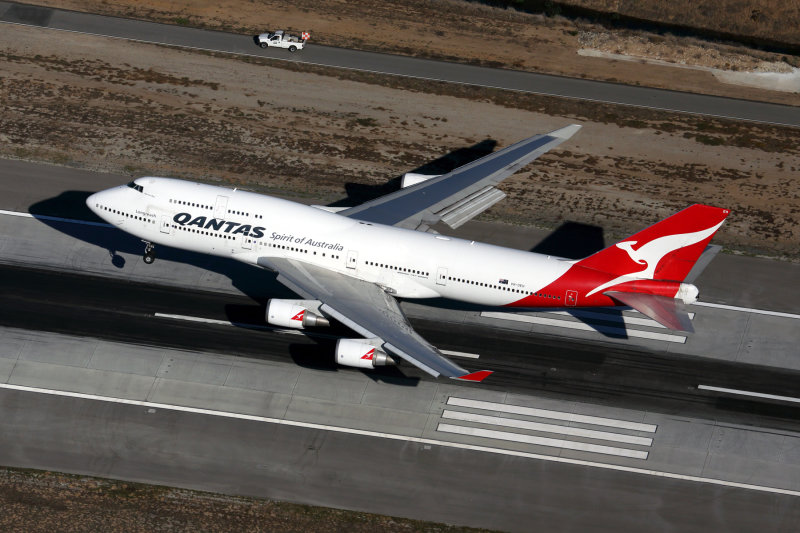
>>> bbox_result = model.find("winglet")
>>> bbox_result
[454,370,493,382]
[549,124,582,140]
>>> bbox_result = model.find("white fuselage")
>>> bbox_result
[87,177,575,306]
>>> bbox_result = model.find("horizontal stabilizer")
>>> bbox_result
[604,291,694,332]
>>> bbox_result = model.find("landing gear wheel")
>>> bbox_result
[142,241,156,264]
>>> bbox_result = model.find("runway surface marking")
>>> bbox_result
[545,309,666,328]
[441,410,654,446]
[436,423,649,459]
[694,301,800,320]
[440,350,480,359]
[0,18,797,128]
[154,312,480,358]
[2,382,799,496]
[699,385,800,404]
[528,308,696,328]
[480,311,687,343]
[447,397,658,432]
[0,209,111,227]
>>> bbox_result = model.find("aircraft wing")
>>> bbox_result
[257,256,492,381]
[339,124,581,231]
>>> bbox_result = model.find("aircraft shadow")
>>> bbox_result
[529,221,605,259]
[328,139,498,208]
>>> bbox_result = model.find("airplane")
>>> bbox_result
[86,124,729,382]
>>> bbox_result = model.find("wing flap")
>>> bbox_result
[436,186,506,229]
[605,291,694,332]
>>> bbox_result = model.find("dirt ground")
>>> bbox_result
[0,468,490,532]
[26,0,800,106]
[563,0,800,47]
[1,24,798,258]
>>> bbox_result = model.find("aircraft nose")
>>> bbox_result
[85,192,98,213]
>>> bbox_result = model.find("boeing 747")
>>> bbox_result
[86,125,729,382]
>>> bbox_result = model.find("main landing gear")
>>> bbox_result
[142,241,156,264]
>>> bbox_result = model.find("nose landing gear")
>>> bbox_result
[142,241,156,264]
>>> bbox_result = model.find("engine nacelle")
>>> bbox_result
[401,172,440,189]
[336,339,396,369]
[266,299,330,329]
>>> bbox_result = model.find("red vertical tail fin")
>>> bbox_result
[577,205,730,282]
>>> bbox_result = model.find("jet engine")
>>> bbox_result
[266,299,330,329]
[336,339,396,369]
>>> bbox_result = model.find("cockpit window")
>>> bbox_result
[126,181,144,193]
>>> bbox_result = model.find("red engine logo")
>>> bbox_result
[361,348,374,360]
[291,310,305,322]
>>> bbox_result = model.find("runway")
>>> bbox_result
[3,182,800,530]
[3,263,800,429]
[0,1,798,126]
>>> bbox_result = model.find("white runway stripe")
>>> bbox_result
[694,301,800,320]
[442,410,653,446]
[441,350,480,359]
[153,312,337,339]
[544,309,695,327]
[481,311,687,343]
[550,309,667,328]
[448,397,657,433]
[437,423,649,459]
[0,209,112,227]
[698,385,800,404]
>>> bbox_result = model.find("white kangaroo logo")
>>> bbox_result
[586,221,724,297]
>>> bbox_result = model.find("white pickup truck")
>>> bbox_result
[257,30,308,52]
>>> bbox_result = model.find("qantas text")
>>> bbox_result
[173,213,265,238]
[172,213,344,250]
